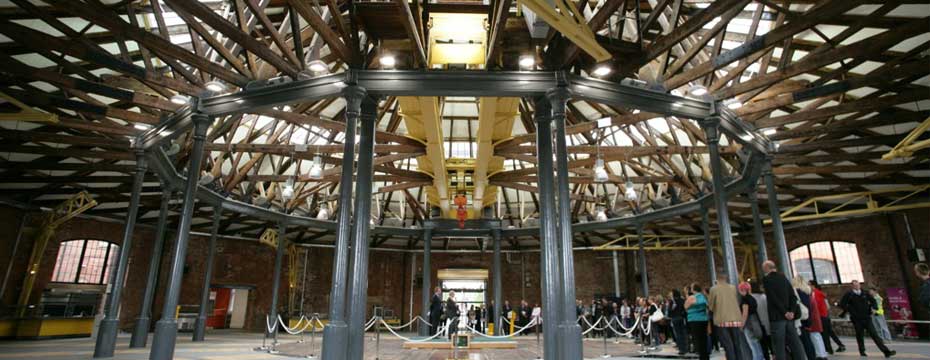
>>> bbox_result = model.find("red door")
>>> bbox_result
[206,288,231,328]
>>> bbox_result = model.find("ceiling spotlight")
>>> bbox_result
[308,60,328,73]
[592,64,612,77]
[689,85,708,97]
[724,99,743,109]
[518,55,535,70]
[624,179,638,202]
[205,80,226,93]
[134,123,152,131]
[308,155,324,180]
[379,55,396,68]
[593,158,608,183]
[316,204,330,220]
[282,177,295,200]
[170,94,189,105]
[595,207,608,222]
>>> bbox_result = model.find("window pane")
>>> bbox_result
[78,240,110,284]
[101,244,120,285]
[809,242,839,284]
[51,240,84,283]
[833,242,864,283]
[789,246,814,281]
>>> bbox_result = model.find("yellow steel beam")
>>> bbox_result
[473,97,519,212]
[765,185,930,224]
[883,116,930,160]
[17,191,96,316]
[398,97,450,215]
[0,91,58,123]
[517,0,611,62]
[259,228,279,248]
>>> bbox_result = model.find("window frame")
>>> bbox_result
[789,240,862,285]
[50,239,120,285]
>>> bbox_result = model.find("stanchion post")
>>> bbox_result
[375,317,381,360]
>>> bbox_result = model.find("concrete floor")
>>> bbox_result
[0,330,928,359]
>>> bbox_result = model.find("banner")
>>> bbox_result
[885,287,918,338]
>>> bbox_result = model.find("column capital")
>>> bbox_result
[761,158,774,176]
[342,85,368,116]
[191,112,212,139]
[546,86,571,104]
[699,117,721,143]
[533,96,552,124]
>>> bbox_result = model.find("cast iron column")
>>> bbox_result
[549,86,583,360]
[94,147,147,358]
[700,118,739,284]
[320,85,362,359]
[612,252,621,297]
[636,223,649,297]
[130,190,173,348]
[268,222,288,344]
[192,210,222,341]
[150,113,212,360]
[763,160,792,276]
[419,224,433,337]
[532,97,562,359]
[748,184,768,273]
[491,225,503,335]
[700,202,718,283]
[345,98,377,360]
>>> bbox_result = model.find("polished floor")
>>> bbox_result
[0,330,928,359]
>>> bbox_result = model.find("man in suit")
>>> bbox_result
[428,286,443,336]
[502,300,513,335]
[839,280,895,357]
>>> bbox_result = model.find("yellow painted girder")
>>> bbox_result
[517,0,612,62]
[883,116,930,160]
[398,97,449,214]
[473,97,519,212]
[0,91,58,123]
[765,185,930,224]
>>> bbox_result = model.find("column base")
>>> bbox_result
[559,321,584,360]
[93,318,120,358]
[417,317,428,337]
[149,319,178,360]
[320,321,348,360]
[192,316,206,342]
[129,317,150,348]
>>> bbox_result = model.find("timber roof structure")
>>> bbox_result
[0,0,927,250]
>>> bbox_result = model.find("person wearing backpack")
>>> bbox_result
[839,280,896,358]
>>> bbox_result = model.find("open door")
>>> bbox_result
[228,288,249,329]
[206,288,232,329]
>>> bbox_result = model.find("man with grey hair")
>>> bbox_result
[761,260,807,360]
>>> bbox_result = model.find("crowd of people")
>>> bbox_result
[419,262,930,357]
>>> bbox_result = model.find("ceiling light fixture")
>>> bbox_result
[689,85,708,97]
[308,155,324,180]
[763,128,776,136]
[518,55,535,70]
[204,80,226,93]
[379,55,396,68]
[624,179,638,202]
[282,177,295,200]
[593,64,612,77]
[724,99,743,109]
[595,206,608,222]
[198,172,215,186]
[308,60,328,73]
[593,158,609,183]
[170,94,189,105]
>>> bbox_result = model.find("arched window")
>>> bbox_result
[50,240,120,285]
[789,241,864,285]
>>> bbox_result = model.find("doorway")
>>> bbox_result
[438,269,488,315]
[228,288,249,329]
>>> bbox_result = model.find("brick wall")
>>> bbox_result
[2,205,926,336]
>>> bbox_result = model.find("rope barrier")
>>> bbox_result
[381,316,430,330]
[379,317,450,342]
[463,318,538,339]
[276,315,314,335]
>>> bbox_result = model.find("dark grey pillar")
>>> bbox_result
[192,210,222,341]
[94,148,147,358]
[636,223,649,297]
[764,161,792,276]
[491,226,503,335]
[149,113,212,360]
[320,85,362,360]
[268,222,288,344]
[419,224,433,337]
[130,190,173,348]
[346,98,378,360]
[748,185,768,274]
[700,118,739,284]
[549,86,583,360]
[532,97,561,359]
[700,202,718,283]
